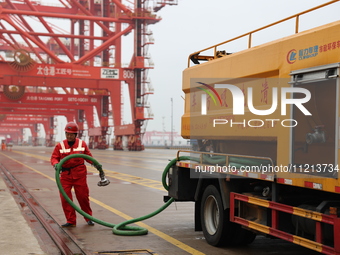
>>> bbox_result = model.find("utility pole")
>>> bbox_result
[162,116,166,146]
[171,97,173,147]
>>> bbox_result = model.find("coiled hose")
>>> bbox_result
[55,154,190,236]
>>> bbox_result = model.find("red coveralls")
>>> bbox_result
[50,138,93,225]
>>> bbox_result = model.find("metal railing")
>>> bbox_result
[188,0,340,67]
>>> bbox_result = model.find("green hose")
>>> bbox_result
[56,154,190,236]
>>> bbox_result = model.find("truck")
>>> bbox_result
[167,1,340,254]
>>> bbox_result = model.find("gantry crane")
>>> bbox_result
[0,0,177,150]
[0,115,54,146]
[0,89,108,146]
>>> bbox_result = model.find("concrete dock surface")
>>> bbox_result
[0,176,46,255]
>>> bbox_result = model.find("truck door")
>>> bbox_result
[290,64,339,177]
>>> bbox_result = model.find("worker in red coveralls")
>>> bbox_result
[50,121,95,227]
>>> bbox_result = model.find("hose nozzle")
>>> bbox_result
[97,169,110,187]
[98,177,110,186]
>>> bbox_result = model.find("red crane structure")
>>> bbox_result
[0,114,54,146]
[0,0,177,150]
[0,89,110,147]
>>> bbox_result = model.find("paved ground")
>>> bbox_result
[0,146,322,255]
[0,176,46,255]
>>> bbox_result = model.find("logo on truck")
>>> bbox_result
[287,45,319,64]
[287,49,297,64]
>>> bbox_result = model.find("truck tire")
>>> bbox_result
[201,185,231,246]
[201,185,256,246]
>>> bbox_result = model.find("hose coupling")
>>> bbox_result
[98,170,110,187]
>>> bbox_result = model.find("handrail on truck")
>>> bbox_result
[188,0,340,67]
[176,150,274,168]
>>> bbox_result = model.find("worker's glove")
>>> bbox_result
[54,164,59,171]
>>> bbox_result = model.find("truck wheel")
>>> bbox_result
[201,185,230,246]
[201,185,257,246]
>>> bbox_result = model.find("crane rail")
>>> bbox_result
[0,163,91,255]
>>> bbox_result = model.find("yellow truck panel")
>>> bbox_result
[182,20,340,193]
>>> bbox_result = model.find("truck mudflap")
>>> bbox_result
[230,192,340,255]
